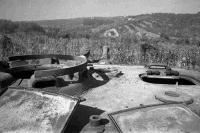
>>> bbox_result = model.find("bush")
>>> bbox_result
[45,27,60,38]
[0,35,13,58]
[0,19,18,34]
[160,33,169,40]
[17,22,45,34]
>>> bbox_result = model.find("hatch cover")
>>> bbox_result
[109,103,200,133]
[0,87,79,133]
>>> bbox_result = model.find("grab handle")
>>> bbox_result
[147,63,171,70]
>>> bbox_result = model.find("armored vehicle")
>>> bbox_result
[0,54,200,133]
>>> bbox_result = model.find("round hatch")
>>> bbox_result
[140,63,198,85]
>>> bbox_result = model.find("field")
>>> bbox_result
[1,33,200,71]
[1,13,200,71]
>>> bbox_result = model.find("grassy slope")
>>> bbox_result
[34,13,200,39]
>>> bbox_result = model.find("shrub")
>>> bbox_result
[160,33,169,40]
[0,19,18,34]
[17,22,45,34]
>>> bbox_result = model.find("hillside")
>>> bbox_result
[1,12,200,71]
[34,12,200,39]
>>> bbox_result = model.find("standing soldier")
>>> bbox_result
[98,46,111,64]
[181,56,187,68]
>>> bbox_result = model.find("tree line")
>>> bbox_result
[0,19,45,34]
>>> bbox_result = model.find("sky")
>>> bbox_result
[0,0,200,21]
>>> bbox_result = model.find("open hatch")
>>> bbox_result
[140,75,197,85]
[140,63,199,85]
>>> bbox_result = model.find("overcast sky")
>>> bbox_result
[0,0,200,21]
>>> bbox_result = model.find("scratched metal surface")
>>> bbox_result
[109,103,200,133]
[0,87,79,133]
